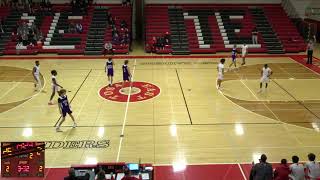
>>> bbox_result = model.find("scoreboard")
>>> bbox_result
[1,142,45,177]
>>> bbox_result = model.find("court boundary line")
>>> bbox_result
[96,81,162,104]
[217,62,320,133]
[54,69,92,127]
[238,163,248,180]
[0,54,313,60]
[0,72,47,114]
[175,69,193,125]
[45,69,93,179]
[272,79,320,120]
[116,59,137,162]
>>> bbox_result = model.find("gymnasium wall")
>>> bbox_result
[145,0,281,4]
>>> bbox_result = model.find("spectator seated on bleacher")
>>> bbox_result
[103,42,113,56]
[164,32,171,45]
[27,29,37,46]
[76,23,83,33]
[273,159,290,180]
[108,16,115,27]
[69,22,76,33]
[112,33,120,45]
[112,26,118,37]
[64,168,78,180]
[40,0,52,12]
[121,0,131,6]
[156,37,165,50]
[149,36,157,53]
[120,20,127,29]
[120,34,129,46]
[0,19,4,38]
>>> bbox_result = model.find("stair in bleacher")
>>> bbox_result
[168,7,190,55]
[220,9,252,45]
[49,12,82,47]
[249,8,284,54]
[0,10,21,55]
[185,10,215,53]
[84,7,108,55]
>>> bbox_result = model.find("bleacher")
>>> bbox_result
[0,4,131,56]
[145,4,306,55]
[145,6,172,54]
[264,6,306,53]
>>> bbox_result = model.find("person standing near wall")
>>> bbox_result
[306,36,316,65]
[252,28,258,44]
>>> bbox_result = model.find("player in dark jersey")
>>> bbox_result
[105,57,114,86]
[229,44,238,69]
[56,89,77,132]
[122,60,131,87]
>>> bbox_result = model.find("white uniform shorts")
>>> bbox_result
[52,85,59,92]
[260,76,269,83]
[34,75,40,84]
[218,73,224,80]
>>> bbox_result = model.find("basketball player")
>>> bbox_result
[259,64,272,91]
[241,43,248,65]
[56,89,77,132]
[122,60,131,87]
[217,58,225,90]
[32,61,41,91]
[48,70,63,105]
[229,44,237,69]
[105,57,114,86]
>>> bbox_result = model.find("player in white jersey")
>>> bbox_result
[32,61,42,91]
[241,43,248,65]
[259,64,272,91]
[48,70,63,105]
[217,58,225,90]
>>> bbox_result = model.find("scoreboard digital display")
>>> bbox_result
[1,142,45,177]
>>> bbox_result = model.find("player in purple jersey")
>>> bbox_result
[105,57,114,86]
[229,44,238,69]
[122,60,132,87]
[56,89,77,132]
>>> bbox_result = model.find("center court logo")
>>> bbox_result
[99,82,161,102]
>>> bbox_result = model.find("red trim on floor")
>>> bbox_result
[154,164,245,180]
[0,168,68,180]
[289,55,320,74]
[0,54,311,60]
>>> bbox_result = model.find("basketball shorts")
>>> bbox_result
[260,76,269,83]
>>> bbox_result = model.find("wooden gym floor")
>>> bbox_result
[1,55,320,168]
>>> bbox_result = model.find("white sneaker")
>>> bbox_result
[56,127,63,132]
[72,123,77,128]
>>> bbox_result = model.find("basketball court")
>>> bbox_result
[1,54,320,171]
